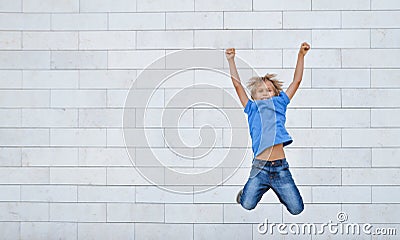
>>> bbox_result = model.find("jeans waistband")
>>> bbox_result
[252,157,287,168]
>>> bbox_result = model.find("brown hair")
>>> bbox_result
[246,73,284,99]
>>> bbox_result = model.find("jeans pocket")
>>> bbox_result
[249,166,262,178]
[277,168,294,184]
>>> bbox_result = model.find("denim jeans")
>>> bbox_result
[239,157,304,215]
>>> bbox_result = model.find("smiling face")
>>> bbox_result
[252,80,278,100]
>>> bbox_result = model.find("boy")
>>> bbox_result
[225,43,310,215]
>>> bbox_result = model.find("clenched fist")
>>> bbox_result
[299,42,310,56]
[225,48,235,61]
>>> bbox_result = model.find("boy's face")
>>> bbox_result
[253,80,276,100]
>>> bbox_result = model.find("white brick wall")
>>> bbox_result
[0,0,399,239]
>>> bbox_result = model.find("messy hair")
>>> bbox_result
[246,73,284,99]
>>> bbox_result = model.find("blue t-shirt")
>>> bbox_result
[244,91,293,158]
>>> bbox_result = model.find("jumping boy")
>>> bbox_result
[225,42,310,215]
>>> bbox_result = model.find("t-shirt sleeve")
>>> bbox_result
[281,91,290,105]
[244,99,253,114]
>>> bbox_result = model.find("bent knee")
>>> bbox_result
[241,200,257,210]
[288,204,304,215]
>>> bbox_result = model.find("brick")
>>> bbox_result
[0,109,20,127]
[79,31,135,50]
[79,70,136,89]
[50,167,106,184]
[21,222,76,240]
[254,0,311,10]
[0,185,20,201]
[21,185,77,202]
[22,147,78,166]
[343,89,400,107]
[194,224,252,240]
[372,148,400,167]
[312,0,370,10]
[51,90,106,108]
[135,223,192,239]
[0,13,50,30]
[80,0,136,12]
[109,13,165,30]
[0,31,21,49]
[343,168,400,185]
[50,203,106,222]
[313,148,371,167]
[371,69,400,88]
[0,51,50,69]
[51,13,107,30]
[78,223,134,240]
[22,109,78,127]
[195,0,251,11]
[0,148,21,166]
[79,148,132,166]
[107,203,163,222]
[312,69,370,88]
[136,186,193,203]
[342,49,400,68]
[372,187,400,203]
[108,50,165,69]
[342,204,400,223]
[107,167,164,185]
[79,109,124,127]
[50,129,106,147]
[137,0,194,11]
[312,186,371,203]
[165,204,223,223]
[253,30,311,49]
[0,90,49,107]
[371,29,400,48]
[343,11,400,28]
[224,12,282,29]
[167,12,222,30]
[0,70,22,88]
[372,109,400,127]
[0,129,49,146]
[283,11,341,29]
[137,31,193,49]
[23,31,78,50]
[78,186,135,202]
[0,222,20,240]
[23,0,78,12]
[0,202,48,221]
[284,49,341,68]
[312,109,370,128]
[292,168,341,185]
[0,0,21,12]
[194,30,252,49]
[312,29,370,48]
[22,70,79,88]
[371,0,400,10]
[343,129,400,147]
[51,51,107,69]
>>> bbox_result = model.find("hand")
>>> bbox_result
[299,42,310,56]
[225,48,235,61]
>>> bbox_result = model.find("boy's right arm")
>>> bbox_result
[225,48,249,108]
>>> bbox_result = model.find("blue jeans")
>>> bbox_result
[240,157,304,215]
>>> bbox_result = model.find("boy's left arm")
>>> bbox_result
[286,42,310,100]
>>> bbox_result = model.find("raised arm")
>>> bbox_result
[225,48,249,108]
[286,42,310,100]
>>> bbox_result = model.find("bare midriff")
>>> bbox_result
[255,143,285,161]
